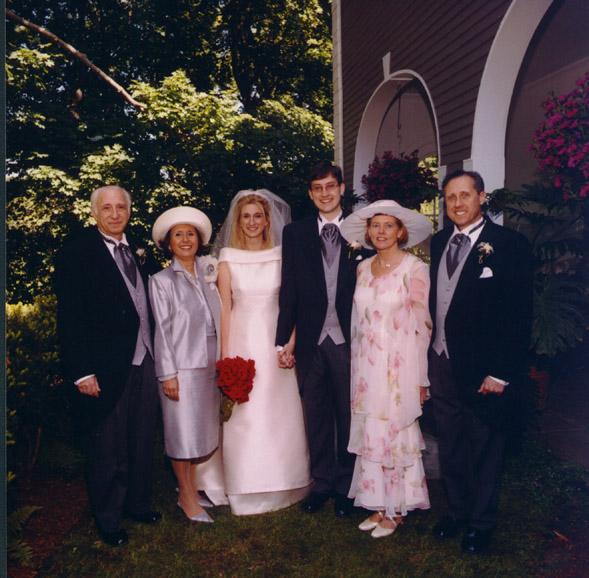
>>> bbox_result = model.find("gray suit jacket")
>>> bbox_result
[149,257,221,379]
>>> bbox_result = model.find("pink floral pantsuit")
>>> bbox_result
[348,253,431,517]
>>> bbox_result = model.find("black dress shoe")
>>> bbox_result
[98,528,129,547]
[334,495,354,518]
[125,510,162,524]
[461,527,493,554]
[432,515,466,538]
[300,492,329,514]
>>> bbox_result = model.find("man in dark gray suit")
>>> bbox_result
[55,185,161,546]
[276,161,365,518]
[429,170,532,553]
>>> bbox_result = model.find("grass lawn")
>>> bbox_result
[36,436,588,577]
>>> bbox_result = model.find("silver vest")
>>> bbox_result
[432,241,471,357]
[118,259,153,365]
[318,246,345,346]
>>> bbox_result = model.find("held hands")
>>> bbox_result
[77,376,101,397]
[163,377,180,401]
[419,386,429,405]
[478,376,505,396]
[277,342,296,369]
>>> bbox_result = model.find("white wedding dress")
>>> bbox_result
[219,246,312,515]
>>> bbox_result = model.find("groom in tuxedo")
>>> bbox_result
[429,170,532,553]
[276,161,361,517]
[55,185,160,546]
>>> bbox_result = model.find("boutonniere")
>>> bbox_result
[200,255,219,283]
[477,242,494,264]
[135,248,147,265]
[347,241,362,259]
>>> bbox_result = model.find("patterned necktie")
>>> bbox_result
[321,223,340,267]
[104,237,137,287]
[446,233,470,278]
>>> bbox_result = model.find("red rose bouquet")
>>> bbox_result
[216,356,256,421]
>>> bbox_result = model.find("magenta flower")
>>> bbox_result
[529,73,589,202]
[361,149,437,210]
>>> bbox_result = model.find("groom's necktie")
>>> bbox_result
[321,223,340,267]
[446,233,470,278]
[103,237,137,287]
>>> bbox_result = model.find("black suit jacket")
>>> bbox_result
[55,226,154,431]
[429,219,532,421]
[276,214,367,387]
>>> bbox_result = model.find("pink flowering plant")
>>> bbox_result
[528,73,589,201]
[361,150,438,210]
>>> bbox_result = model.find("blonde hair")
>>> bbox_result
[230,194,273,250]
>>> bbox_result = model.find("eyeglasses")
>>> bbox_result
[311,182,339,194]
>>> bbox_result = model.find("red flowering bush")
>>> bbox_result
[216,356,255,420]
[528,73,589,201]
[361,150,438,210]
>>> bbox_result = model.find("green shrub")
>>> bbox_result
[6,294,72,475]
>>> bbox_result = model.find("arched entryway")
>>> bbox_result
[468,0,554,192]
[505,0,589,191]
[353,70,439,196]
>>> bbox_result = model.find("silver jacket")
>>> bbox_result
[149,257,221,379]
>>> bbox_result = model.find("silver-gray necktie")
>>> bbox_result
[104,237,137,287]
[446,233,470,278]
[321,223,340,267]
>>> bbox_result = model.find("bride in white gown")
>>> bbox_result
[214,190,312,515]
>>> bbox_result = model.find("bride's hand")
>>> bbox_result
[279,343,296,368]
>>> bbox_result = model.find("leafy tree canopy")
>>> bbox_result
[6,1,334,303]
[7,0,332,116]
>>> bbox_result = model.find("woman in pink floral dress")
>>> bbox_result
[340,200,433,538]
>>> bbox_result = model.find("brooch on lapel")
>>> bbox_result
[200,255,219,283]
[347,241,362,260]
[477,242,494,264]
[135,248,147,265]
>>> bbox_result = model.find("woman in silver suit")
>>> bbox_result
[149,207,222,523]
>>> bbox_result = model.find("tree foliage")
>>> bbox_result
[221,0,332,113]
[6,0,334,303]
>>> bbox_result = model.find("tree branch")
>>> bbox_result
[6,8,147,111]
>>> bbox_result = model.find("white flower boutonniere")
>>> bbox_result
[201,255,219,283]
[348,241,362,259]
[477,242,494,264]
[136,248,146,265]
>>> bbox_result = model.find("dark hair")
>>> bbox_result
[365,214,409,248]
[307,161,343,189]
[162,226,204,260]
[442,169,485,194]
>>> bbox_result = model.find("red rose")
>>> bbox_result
[216,356,256,407]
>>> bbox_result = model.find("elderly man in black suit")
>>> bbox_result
[276,161,365,518]
[55,185,161,546]
[429,170,532,553]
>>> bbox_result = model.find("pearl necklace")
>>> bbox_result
[377,252,403,269]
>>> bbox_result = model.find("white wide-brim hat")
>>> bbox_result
[340,200,432,249]
[152,206,213,250]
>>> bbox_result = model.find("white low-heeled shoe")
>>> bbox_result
[359,512,384,531]
[371,517,401,538]
[174,488,214,509]
[177,502,214,523]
